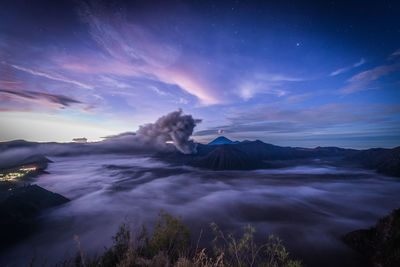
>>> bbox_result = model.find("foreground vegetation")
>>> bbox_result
[343,208,400,267]
[51,211,301,267]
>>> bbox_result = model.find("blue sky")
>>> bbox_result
[0,0,399,148]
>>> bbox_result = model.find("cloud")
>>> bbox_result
[284,93,312,103]
[0,110,202,163]
[0,89,82,108]
[234,72,304,101]
[150,86,167,96]
[237,80,288,101]
[76,2,220,105]
[254,73,304,82]
[10,64,93,90]
[103,110,201,154]
[193,103,400,140]
[338,62,400,94]
[330,58,365,76]
[389,48,400,59]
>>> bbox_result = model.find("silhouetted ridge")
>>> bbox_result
[191,144,261,170]
[0,154,52,171]
[345,146,400,177]
[234,140,356,161]
[0,184,69,249]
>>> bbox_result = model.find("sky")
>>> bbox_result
[0,0,399,148]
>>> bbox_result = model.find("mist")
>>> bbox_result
[0,110,200,169]
[1,154,399,267]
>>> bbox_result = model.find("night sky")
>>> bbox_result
[1,0,399,148]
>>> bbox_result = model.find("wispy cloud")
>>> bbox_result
[254,73,304,82]
[238,81,287,101]
[389,48,400,60]
[10,64,94,90]
[284,93,312,103]
[235,72,303,101]
[330,58,365,76]
[194,103,400,139]
[0,88,82,109]
[76,2,220,105]
[338,62,400,94]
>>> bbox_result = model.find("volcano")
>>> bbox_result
[191,144,262,170]
[207,136,238,145]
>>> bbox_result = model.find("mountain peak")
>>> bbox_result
[208,136,235,145]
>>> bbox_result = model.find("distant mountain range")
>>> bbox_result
[190,136,399,176]
[0,137,399,177]
[345,146,400,177]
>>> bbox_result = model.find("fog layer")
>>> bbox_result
[1,155,400,267]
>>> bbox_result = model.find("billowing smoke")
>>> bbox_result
[136,110,201,154]
[103,110,201,154]
[0,110,201,166]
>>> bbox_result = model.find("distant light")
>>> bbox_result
[166,140,174,144]
[296,42,300,46]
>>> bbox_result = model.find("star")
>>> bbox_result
[296,42,300,47]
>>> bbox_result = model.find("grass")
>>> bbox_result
[50,210,302,267]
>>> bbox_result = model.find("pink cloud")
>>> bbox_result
[72,2,222,105]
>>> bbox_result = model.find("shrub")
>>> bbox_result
[210,223,302,267]
[54,212,301,267]
[147,210,190,260]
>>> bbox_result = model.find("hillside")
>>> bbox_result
[343,208,400,266]
[345,147,400,177]
[0,184,69,249]
[191,144,262,170]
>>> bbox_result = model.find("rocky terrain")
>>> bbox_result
[345,147,400,177]
[343,208,400,267]
[0,183,69,250]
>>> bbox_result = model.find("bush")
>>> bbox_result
[54,212,301,267]
[148,210,190,260]
[210,223,302,267]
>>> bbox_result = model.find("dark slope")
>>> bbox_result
[156,140,358,170]
[0,184,69,249]
[345,146,400,177]
[343,208,400,267]
[0,154,52,172]
[0,140,39,151]
[191,144,262,170]
[152,143,217,165]
[235,140,356,161]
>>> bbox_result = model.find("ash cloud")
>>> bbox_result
[104,109,201,154]
[0,110,201,164]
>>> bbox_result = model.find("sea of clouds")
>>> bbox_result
[1,154,400,267]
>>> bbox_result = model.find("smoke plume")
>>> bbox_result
[104,110,201,154]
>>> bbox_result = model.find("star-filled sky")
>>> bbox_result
[1,0,399,148]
